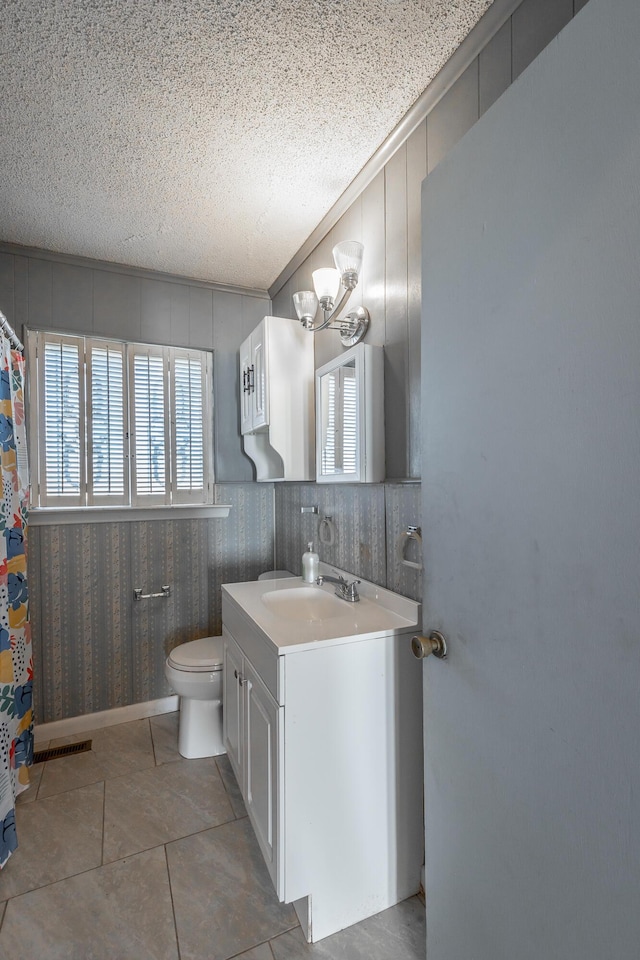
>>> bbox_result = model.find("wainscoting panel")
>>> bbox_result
[208,483,275,633]
[30,483,274,722]
[130,518,211,704]
[385,484,423,602]
[275,483,388,587]
[35,522,132,722]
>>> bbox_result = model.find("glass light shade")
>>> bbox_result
[332,241,364,280]
[312,267,341,304]
[293,290,318,322]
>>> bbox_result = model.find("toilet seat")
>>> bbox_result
[168,636,224,673]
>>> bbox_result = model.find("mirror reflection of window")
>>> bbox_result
[321,359,357,476]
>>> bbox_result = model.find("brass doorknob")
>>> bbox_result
[411,631,447,660]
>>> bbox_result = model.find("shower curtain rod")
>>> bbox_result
[0,310,24,354]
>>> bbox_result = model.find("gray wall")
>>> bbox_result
[271,0,582,481]
[274,482,422,602]
[0,245,269,481]
[30,485,274,722]
[0,249,275,722]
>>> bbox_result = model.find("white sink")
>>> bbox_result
[223,570,420,652]
[261,586,347,621]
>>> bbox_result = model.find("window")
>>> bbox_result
[28,331,213,508]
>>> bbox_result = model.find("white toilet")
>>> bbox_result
[164,636,224,759]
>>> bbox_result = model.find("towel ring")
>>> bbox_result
[396,525,422,571]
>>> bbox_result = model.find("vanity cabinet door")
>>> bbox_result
[239,335,253,436]
[222,629,244,779]
[251,324,268,430]
[239,322,269,435]
[243,658,281,893]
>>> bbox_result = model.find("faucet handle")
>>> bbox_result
[345,579,361,601]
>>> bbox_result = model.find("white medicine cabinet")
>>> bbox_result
[239,316,314,481]
[315,342,384,483]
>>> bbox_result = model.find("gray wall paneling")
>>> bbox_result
[384,144,409,479]
[427,59,479,175]
[512,0,573,79]
[406,121,427,481]
[0,248,271,483]
[52,262,95,333]
[270,0,587,486]
[0,253,15,318]
[93,269,142,341]
[479,19,512,117]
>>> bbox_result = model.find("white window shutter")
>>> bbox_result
[130,345,170,505]
[171,349,212,503]
[27,330,213,509]
[39,333,86,507]
[87,339,128,504]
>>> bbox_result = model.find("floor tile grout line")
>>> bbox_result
[149,717,159,766]
[0,853,118,906]
[101,777,106,866]
[103,812,249,867]
[215,755,245,820]
[0,899,6,932]
[224,934,279,960]
[163,843,183,960]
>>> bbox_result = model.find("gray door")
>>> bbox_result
[421,1,640,957]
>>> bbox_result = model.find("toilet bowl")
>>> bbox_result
[164,636,224,759]
[257,570,295,581]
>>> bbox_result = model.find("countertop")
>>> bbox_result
[221,566,421,654]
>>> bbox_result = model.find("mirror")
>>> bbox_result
[315,343,384,483]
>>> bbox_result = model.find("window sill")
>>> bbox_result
[28,504,232,526]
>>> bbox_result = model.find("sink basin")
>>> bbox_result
[261,586,348,621]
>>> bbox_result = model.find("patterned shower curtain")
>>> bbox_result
[0,335,32,868]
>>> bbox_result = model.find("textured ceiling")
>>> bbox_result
[1,0,492,290]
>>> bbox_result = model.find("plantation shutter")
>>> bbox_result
[171,349,210,504]
[130,345,170,504]
[38,334,85,507]
[27,330,213,509]
[87,339,127,504]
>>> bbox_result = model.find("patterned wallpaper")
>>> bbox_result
[30,481,421,723]
[30,483,275,723]
[274,482,422,601]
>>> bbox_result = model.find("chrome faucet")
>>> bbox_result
[316,573,361,602]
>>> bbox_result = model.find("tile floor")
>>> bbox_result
[0,713,426,959]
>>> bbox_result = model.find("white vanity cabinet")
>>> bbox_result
[239,315,314,481]
[221,574,423,943]
[223,629,281,890]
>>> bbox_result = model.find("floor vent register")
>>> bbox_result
[33,740,93,763]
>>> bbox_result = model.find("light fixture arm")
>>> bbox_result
[305,284,355,333]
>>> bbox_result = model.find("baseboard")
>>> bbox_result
[34,695,179,744]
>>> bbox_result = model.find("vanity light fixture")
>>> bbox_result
[292,241,370,347]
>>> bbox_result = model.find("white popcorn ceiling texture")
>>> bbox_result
[1,0,492,289]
